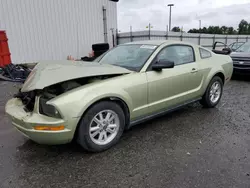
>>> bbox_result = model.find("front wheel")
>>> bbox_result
[77,101,125,152]
[200,76,223,108]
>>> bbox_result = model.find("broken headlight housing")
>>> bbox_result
[39,97,62,119]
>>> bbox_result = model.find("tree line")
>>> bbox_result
[171,20,250,35]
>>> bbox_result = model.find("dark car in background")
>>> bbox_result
[230,42,250,75]
[228,42,245,52]
[213,41,250,75]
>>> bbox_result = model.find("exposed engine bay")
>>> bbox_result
[14,75,120,113]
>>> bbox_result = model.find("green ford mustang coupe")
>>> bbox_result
[5,40,233,152]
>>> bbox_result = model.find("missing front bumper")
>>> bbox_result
[5,98,73,145]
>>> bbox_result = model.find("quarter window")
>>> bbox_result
[156,45,195,66]
[199,48,212,59]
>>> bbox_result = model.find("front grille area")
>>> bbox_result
[14,90,36,112]
[232,56,250,68]
[39,96,51,116]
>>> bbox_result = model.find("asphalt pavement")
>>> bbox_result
[0,77,250,188]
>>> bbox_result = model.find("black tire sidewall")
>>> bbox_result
[77,101,125,152]
[203,76,223,108]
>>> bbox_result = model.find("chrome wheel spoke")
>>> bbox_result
[91,130,100,137]
[105,112,111,121]
[108,115,115,122]
[98,132,104,141]
[90,126,100,132]
[103,131,108,141]
[98,113,104,121]
[106,128,115,134]
[93,117,102,125]
[210,95,214,101]
[107,124,117,129]
[214,83,218,90]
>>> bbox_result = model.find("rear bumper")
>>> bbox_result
[5,98,74,145]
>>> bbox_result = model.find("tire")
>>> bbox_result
[92,43,109,52]
[77,101,125,152]
[200,76,223,108]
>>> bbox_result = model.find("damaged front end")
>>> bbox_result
[13,89,61,119]
[14,90,36,112]
[5,60,132,144]
[13,60,132,116]
[14,75,122,118]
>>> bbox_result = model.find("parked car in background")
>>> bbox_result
[230,42,250,75]
[5,40,233,152]
[228,42,245,52]
[213,41,250,75]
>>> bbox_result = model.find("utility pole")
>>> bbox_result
[149,23,151,40]
[146,23,153,40]
[130,26,133,42]
[199,20,201,30]
[168,4,174,31]
[110,28,115,47]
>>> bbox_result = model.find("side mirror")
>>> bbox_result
[152,60,175,71]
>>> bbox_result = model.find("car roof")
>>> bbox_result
[124,40,197,47]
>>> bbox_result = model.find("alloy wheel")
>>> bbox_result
[209,81,222,104]
[89,110,120,146]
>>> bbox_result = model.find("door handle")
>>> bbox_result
[191,68,198,73]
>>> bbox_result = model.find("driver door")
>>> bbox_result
[146,45,203,115]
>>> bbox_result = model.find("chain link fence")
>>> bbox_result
[117,30,250,49]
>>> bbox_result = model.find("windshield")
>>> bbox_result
[236,42,250,52]
[98,44,157,71]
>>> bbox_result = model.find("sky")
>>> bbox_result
[117,0,250,32]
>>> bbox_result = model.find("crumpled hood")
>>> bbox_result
[230,52,250,58]
[21,60,132,92]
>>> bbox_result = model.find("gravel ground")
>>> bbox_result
[0,78,250,188]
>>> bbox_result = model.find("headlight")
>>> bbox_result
[39,97,62,119]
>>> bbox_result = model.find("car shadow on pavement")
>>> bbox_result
[232,75,250,82]
[17,139,89,157]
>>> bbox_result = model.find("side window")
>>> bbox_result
[156,45,195,66]
[199,48,212,59]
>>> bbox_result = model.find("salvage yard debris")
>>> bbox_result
[0,63,36,82]
[0,43,110,83]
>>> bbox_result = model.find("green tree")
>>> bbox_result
[214,26,222,34]
[188,28,198,33]
[227,27,234,34]
[171,27,181,32]
[187,19,250,35]
[201,27,208,33]
[238,19,249,34]
[207,26,215,34]
[221,26,228,34]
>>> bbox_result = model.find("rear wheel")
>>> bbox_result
[77,101,125,152]
[200,76,223,108]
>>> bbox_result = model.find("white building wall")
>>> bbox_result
[0,0,118,63]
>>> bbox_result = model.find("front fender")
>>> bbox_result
[75,89,133,118]
[48,84,133,121]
